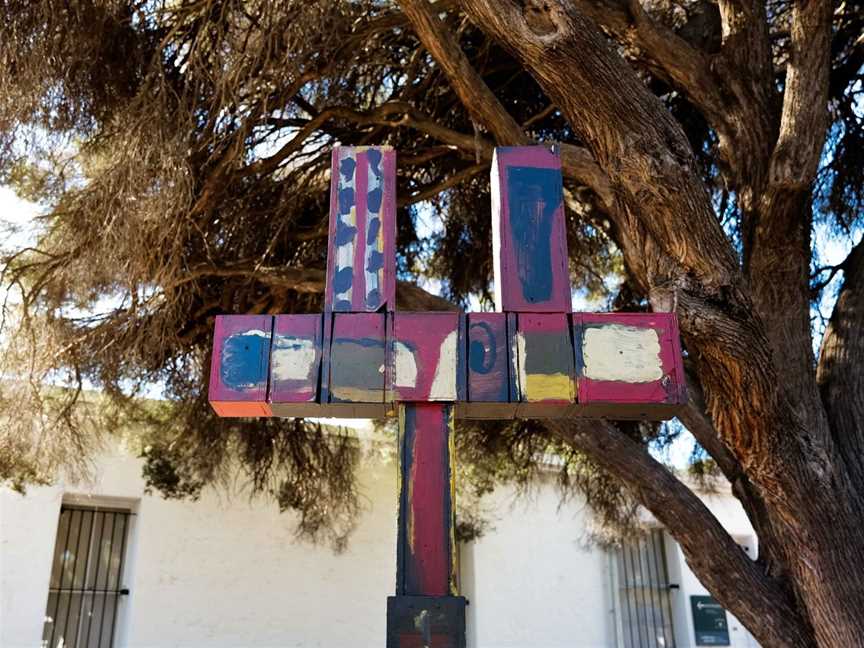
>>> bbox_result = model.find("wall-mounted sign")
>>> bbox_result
[690,595,730,646]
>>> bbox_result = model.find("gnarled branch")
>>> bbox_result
[817,238,864,489]
[547,418,813,648]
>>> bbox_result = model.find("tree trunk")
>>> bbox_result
[458,1,864,645]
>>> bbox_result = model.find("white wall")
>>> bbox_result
[461,484,615,648]
[664,488,759,648]
[0,441,757,648]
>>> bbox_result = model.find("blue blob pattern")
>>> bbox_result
[507,166,562,304]
[220,333,268,390]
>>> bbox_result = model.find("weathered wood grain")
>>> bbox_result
[396,403,457,597]
[491,146,570,312]
[269,314,323,417]
[208,315,273,417]
[325,146,397,312]
[572,312,687,419]
[458,313,517,419]
[393,312,463,402]
[512,313,574,417]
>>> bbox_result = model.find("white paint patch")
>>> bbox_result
[334,207,356,303]
[394,341,418,388]
[364,154,382,304]
[271,338,317,381]
[582,325,663,382]
[516,331,527,395]
[430,331,459,399]
[232,329,269,337]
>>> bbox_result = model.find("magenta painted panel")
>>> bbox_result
[393,312,461,402]
[268,314,322,406]
[466,313,509,402]
[491,146,571,312]
[397,403,456,597]
[209,315,273,417]
[325,146,396,312]
[328,312,387,403]
[573,312,687,407]
[514,313,575,405]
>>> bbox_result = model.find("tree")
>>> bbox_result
[1,0,862,645]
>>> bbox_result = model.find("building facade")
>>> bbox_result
[1,438,758,648]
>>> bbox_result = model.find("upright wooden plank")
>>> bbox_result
[491,146,571,312]
[396,403,457,597]
[393,312,462,402]
[268,314,323,417]
[386,596,466,648]
[571,312,687,419]
[325,146,396,312]
[456,312,467,403]
[513,313,574,418]
[458,313,517,419]
[208,315,273,417]
[506,312,521,403]
[325,312,388,417]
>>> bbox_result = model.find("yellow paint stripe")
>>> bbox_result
[524,373,573,401]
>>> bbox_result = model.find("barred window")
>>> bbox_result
[615,529,677,648]
[42,505,131,648]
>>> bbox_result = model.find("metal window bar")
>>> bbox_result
[616,529,677,648]
[42,506,131,648]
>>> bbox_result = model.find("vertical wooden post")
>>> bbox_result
[387,402,466,648]
[397,403,457,596]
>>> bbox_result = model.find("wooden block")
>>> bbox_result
[512,313,574,418]
[268,314,323,418]
[327,312,387,404]
[491,146,571,312]
[396,403,457,597]
[208,315,273,417]
[317,402,392,418]
[325,146,397,312]
[506,312,520,402]
[457,313,517,419]
[393,312,463,402]
[386,596,466,648]
[571,312,687,420]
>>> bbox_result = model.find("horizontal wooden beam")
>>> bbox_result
[208,311,687,420]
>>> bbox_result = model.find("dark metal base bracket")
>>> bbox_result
[386,595,467,648]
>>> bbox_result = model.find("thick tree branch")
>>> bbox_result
[547,419,813,648]
[174,263,456,311]
[679,362,791,583]
[396,0,613,207]
[817,238,864,489]
[745,0,833,432]
[767,0,833,192]
[397,0,530,145]
[713,0,777,184]
[398,162,489,207]
[254,101,613,208]
[569,0,728,131]
[461,0,738,286]
[458,3,864,642]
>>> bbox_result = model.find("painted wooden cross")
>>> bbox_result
[208,145,687,648]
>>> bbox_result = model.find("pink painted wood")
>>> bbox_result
[465,313,510,401]
[491,145,571,313]
[268,314,323,417]
[393,312,463,402]
[397,403,457,597]
[324,146,396,313]
[208,315,273,417]
[328,312,387,404]
[513,313,574,417]
[572,312,687,418]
